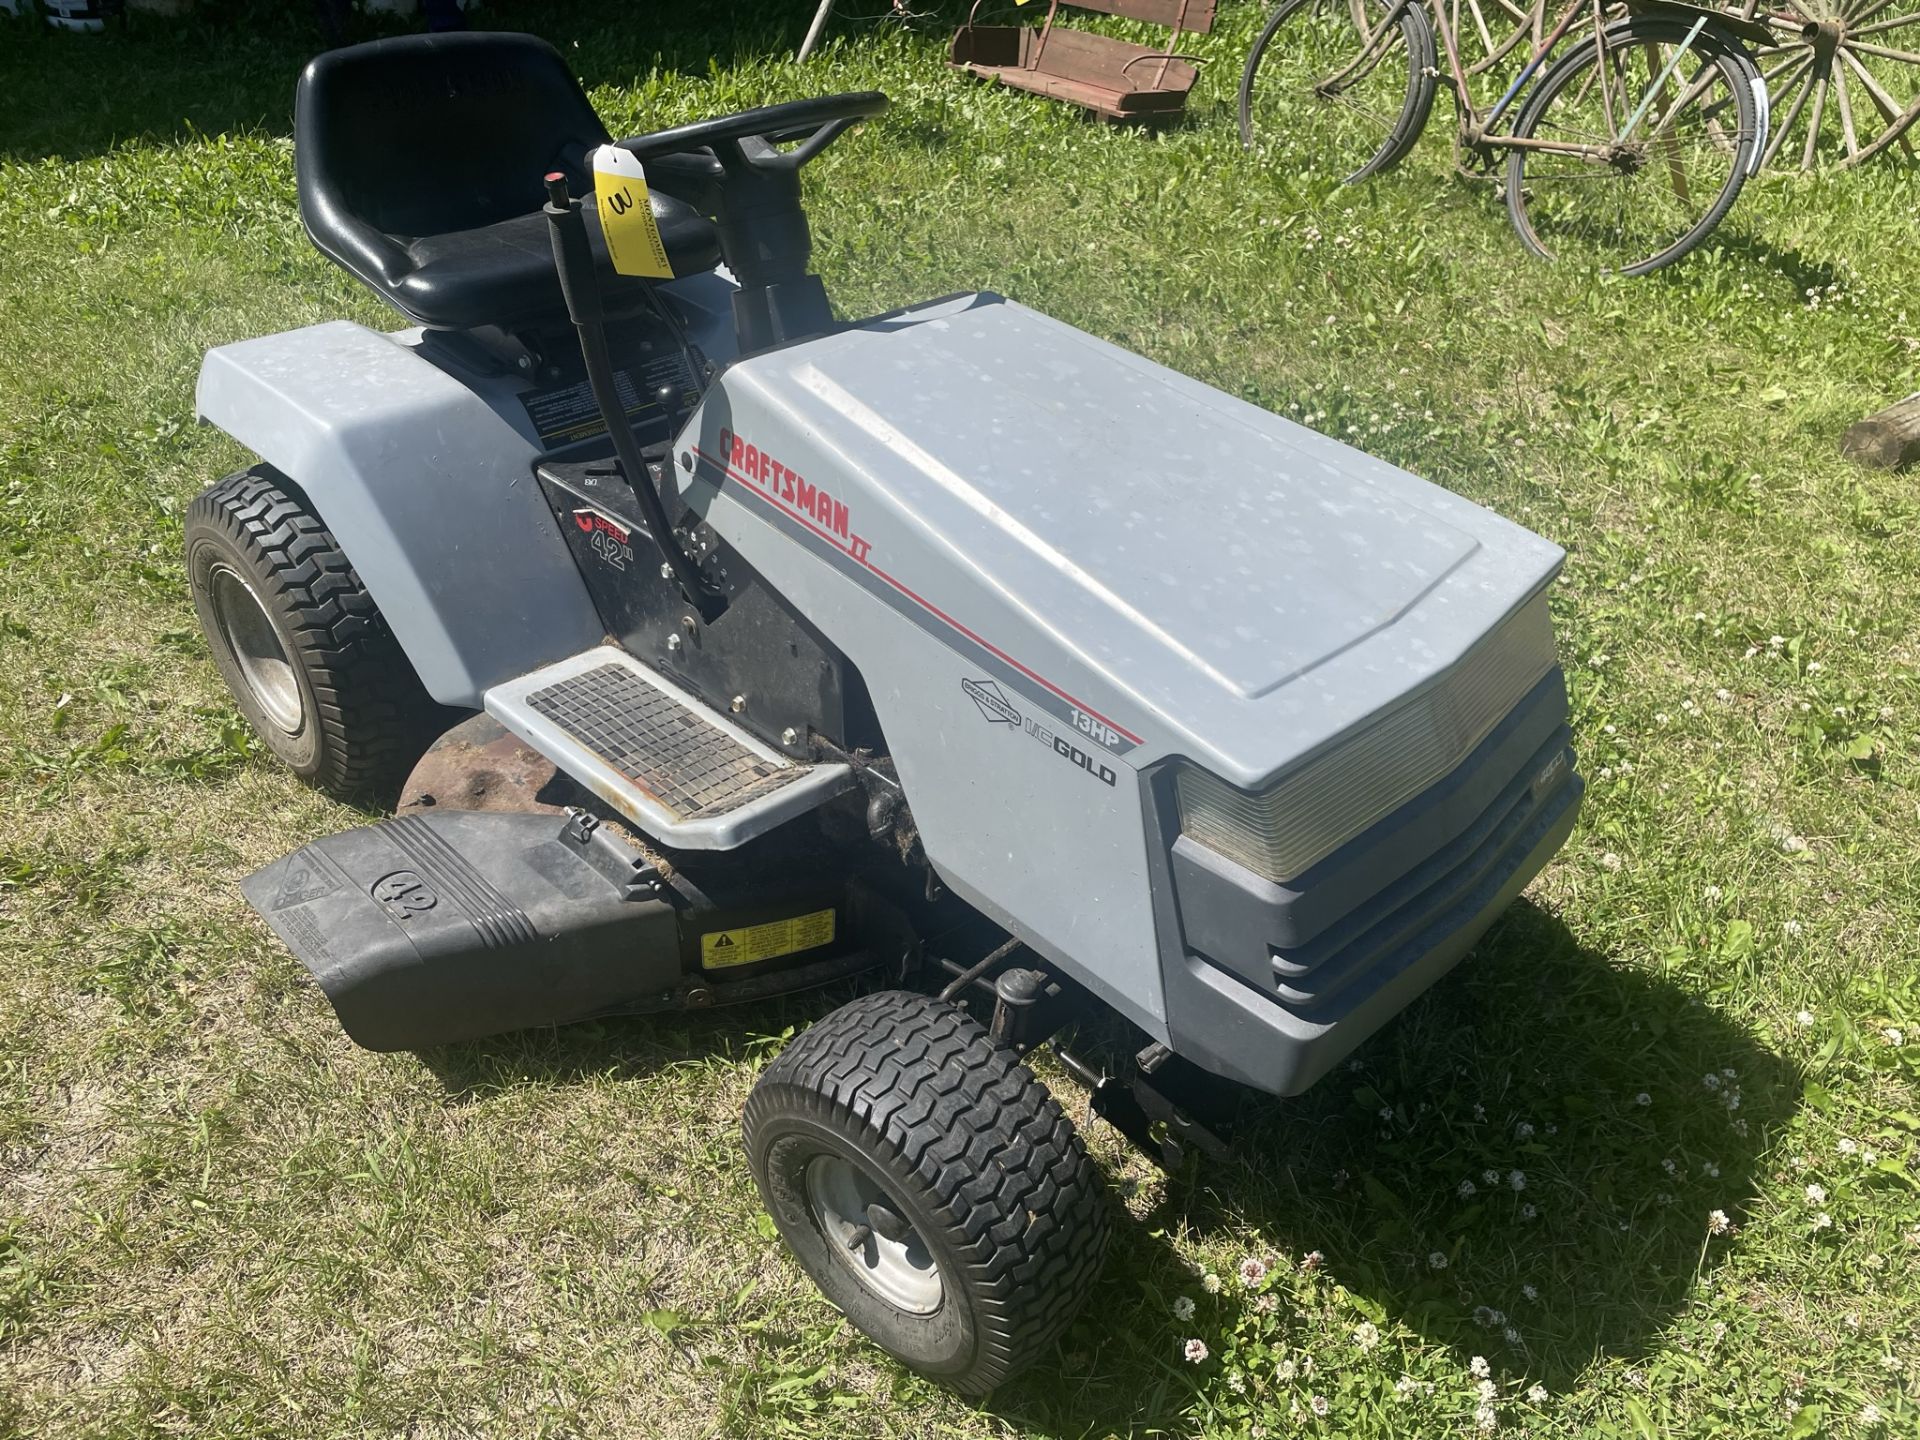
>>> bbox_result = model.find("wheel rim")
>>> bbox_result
[207,563,304,735]
[803,1154,943,1315]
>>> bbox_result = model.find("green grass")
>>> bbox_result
[2,1,1918,1435]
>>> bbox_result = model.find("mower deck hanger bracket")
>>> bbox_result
[483,647,854,850]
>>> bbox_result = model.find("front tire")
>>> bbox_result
[742,991,1108,1395]
[184,466,449,803]
[1505,17,1761,275]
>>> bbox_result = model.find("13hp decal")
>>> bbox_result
[962,679,1117,788]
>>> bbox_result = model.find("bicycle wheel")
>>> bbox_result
[1504,16,1762,275]
[1756,2,1920,172]
[1239,0,1440,184]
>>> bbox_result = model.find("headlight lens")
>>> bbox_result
[1175,596,1558,885]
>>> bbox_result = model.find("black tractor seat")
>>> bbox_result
[295,31,722,332]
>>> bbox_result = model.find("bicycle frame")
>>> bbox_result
[1323,0,1726,159]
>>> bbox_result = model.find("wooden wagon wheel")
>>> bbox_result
[1751,0,1920,169]
[1446,0,1547,77]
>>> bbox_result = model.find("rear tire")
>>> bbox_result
[184,466,450,803]
[742,990,1108,1395]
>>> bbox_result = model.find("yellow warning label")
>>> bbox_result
[591,145,673,279]
[701,908,836,969]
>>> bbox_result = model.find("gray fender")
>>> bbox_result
[195,320,603,708]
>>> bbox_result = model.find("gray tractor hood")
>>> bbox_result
[684,294,1564,790]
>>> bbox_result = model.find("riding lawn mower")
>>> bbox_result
[183,32,1584,1393]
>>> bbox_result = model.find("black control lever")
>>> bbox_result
[542,171,724,624]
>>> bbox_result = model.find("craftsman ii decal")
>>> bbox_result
[690,433,1141,762]
[717,428,870,561]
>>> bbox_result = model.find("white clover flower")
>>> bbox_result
[1459,1179,1479,1199]
[1635,1092,1652,1107]
[1704,1162,1720,1178]
[1394,1375,1419,1398]
[1601,852,1623,872]
[1238,1256,1268,1287]
[1475,1400,1499,1432]
[1527,1383,1549,1404]
[1813,1212,1833,1231]
[1839,1138,1859,1156]
[1662,1158,1679,1175]
[1701,884,1722,901]
[1470,1355,1492,1379]
[1514,1121,1535,1141]
[1428,1251,1450,1270]
[1703,1073,1723,1090]
[1479,1168,1498,1186]
[1795,1008,1814,1025]
[1172,1295,1196,1321]
[1884,1027,1905,1046]
[1707,1210,1732,1235]
[1254,1294,1277,1314]
[1881,1354,1902,1372]
[1510,1170,1527,1192]
[1520,1203,1538,1220]
[1276,1358,1298,1382]
[1860,1402,1881,1425]
[1807,661,1823,673]
[1477,1379,1497,1402]
[1715,688,1732,702]
[1310,1395,1330,1417]
[1503,1326,1522,1346]
[1785,921,1804,937]
[1183,1337,1208,1364]
[1201,1272,1222,1294]
[1474,1306,1500,1327]
[1301,1249,1325,1272]
[1354,1321,1380,1351]
[1805,1183,1827,1205]
[1521,1283,1539,1301]
[1769,635,1787,648]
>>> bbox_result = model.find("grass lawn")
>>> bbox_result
[3,1,1919,1435]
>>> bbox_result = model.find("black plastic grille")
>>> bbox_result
[526,664,799,819]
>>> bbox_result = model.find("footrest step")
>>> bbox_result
[484,648,852,850]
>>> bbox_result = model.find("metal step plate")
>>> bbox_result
[484,647,853,850]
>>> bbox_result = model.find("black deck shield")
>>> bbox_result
[242,809,682,1050]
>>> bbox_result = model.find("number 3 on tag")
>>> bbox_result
[591,146,673,279]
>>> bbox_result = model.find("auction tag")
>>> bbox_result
[700,908,837,969]
[591,145,673,279]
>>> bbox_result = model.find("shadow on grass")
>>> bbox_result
[413,894,1795,1433]
[0,0,940,164]
[988,897,1800,1432]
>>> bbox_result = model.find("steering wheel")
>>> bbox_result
[617,92,889,174]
